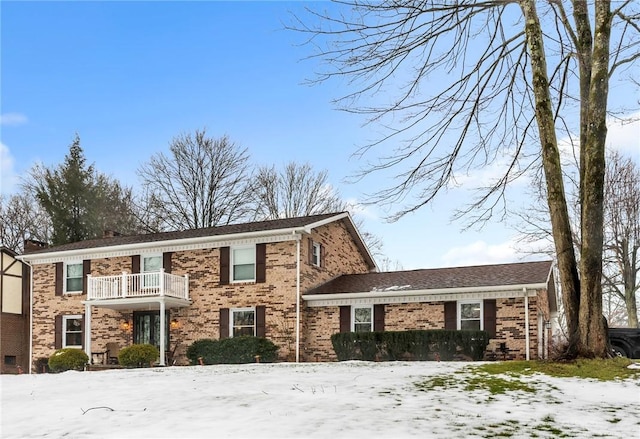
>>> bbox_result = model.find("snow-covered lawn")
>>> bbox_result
[1,361,639,438]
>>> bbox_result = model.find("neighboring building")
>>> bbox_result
[18,212,556,371]
[0,247,30,374]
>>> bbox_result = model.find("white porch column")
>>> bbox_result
[84,303,92,362]
[159,300,166,366]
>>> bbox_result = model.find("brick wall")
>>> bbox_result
[30,220,372,367]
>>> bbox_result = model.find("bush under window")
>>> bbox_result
[331,329,489,362]
[187,336,279,365]
[48,348,89,372]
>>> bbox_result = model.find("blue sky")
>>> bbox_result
[1,1,638,270]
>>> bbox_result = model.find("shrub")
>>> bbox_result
[48,348,89,373]
[118,344,159,367]
[331,330,489,362]
[186,337,279,365]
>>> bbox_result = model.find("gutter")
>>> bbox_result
[302,282,548,302]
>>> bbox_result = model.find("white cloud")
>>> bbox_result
[0,142,18,195]
[0,112,28,126]
[441,235,551,267]
[606,112,640,157]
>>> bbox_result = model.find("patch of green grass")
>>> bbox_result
[474,357,639,381]
[607,418,621,424]
[464,374,536,394]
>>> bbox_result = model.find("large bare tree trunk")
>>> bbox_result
[575,0,611,357]
[520,0,581,355]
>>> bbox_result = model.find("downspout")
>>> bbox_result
[295,235,301,363]
[523,287,530,361]
[23,260,34,375]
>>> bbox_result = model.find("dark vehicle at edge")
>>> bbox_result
[609,328,640,359]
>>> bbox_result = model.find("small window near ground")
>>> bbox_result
[352,306,373,333]
[459,301,483,331]
[232,246,255,282]
[4,355,16,365]
[65,262,83,293]
[231,308,255,337]
[63,315,83,348]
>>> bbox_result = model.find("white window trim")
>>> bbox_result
[312,242,321,267]
[62,314,82,348]
[351,305,373,332]
[64,261,83,295]
[229,307,256,338]
[457,300,484,331]
[230,245,256,283]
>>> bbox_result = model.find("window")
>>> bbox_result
[312,242,321,267]
[4,355,16,365]
[65,262,83,293]
[142,254,162,288]
[63,315,82,348]
[352,305,373,333]
[230,308,255,337]
[459,301,483,331]
[232,246,255,282]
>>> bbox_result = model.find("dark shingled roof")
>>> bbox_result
[23,212,345,255]
[307,260,553,294]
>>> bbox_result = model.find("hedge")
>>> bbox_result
[331,330,489,361]
[186,336,279,365]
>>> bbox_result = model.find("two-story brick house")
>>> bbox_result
[18,212,556,371]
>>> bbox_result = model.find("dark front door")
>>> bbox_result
[133,311,169,350]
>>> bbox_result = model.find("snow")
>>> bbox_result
[1,361,639,438]
[371,285,412,292]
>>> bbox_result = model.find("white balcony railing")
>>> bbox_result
[87,269,189,301]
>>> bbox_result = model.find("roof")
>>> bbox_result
[18,212,377,270]
[306,260,554,295]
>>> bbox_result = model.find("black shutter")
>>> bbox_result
[256,244,266,283]
[483,299,497,338]
[219,247,230,285]
[131,255,140,274]
[308,238,314,265]
[339,306,351,333]
[82,260,91,295]
[220,308,230,339]
[54,315,62,349]
[55,262,63,296]
[163,252,173,274]
[256,305,266,337]
[319,244,324,268]
[444,301,457,330]
[374,304,385,332]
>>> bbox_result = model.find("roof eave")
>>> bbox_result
[302,282,549,302]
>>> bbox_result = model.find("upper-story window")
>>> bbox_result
[65,262,83,294]
[232,246,255,282]
[312,242,322,267]
[142,254,162,288]
[459,301,483,331]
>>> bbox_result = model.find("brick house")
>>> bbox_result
[18,212,556,371]
[1,247,30,374]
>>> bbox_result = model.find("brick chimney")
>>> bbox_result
[103,230,122,238]
[23,239,48,253]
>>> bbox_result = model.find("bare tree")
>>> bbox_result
[294,1,639,357]
[602,151,639,327]
[0,192,51,252]
[252,162,348,220]
[137,130,254,230]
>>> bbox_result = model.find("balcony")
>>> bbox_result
[86,270,190,308]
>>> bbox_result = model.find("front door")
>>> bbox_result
[133,311,169,350]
